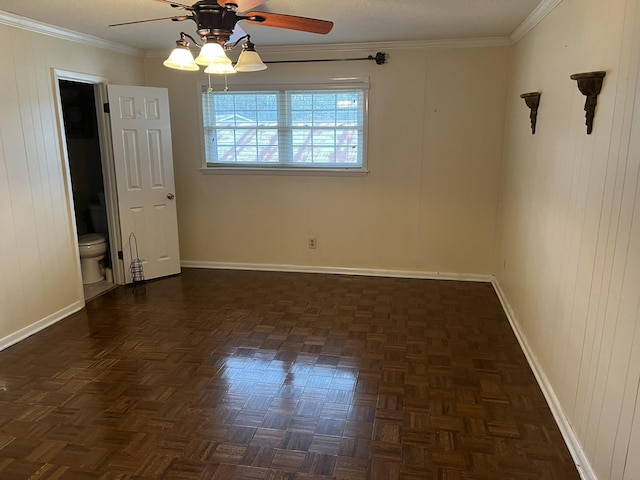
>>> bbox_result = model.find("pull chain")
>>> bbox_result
[206,74,230,93]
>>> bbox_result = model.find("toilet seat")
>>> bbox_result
[79,233,106,246]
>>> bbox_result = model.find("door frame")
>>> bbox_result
[52,69,126,288]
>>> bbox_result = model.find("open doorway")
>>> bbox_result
[59,80,114,300]
[55,71,124,301]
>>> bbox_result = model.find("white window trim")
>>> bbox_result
[197,77,370,176]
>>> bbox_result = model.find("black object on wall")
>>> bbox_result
[520,92,541,134]
[570,71,606,134]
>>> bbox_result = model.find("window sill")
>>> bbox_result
[199,166,369,177]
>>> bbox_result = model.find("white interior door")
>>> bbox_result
[107,85,180,282]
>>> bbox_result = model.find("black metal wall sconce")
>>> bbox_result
[520,92,541,134]
[570,71,606,134]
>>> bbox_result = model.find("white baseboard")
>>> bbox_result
[0,300,84,352]
[181,260,494,283]
[491,278,597,480]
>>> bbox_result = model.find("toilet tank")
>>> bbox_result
[88,204,108,236]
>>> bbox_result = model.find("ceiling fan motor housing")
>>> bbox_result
[192,0,238,44]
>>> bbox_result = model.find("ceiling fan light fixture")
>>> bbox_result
[195,41,229,66]
[234,37,267,72]
[112,2,334,75]
[163,39,199,71]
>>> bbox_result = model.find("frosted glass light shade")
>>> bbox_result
[195,42,228,66]
[163,46,199,71]
[204,59,237,75]
[235,50,267,72]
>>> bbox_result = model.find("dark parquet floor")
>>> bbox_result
[0,268,579,479]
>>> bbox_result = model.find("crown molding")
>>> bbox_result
[258,37,512,54]
[0,10,144,57]
[145,36,511,59]
[259,37,509,54]
[510,0,563,43]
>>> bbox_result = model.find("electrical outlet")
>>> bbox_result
[308,237,317,249]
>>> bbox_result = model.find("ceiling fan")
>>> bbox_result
[109,0,334,73]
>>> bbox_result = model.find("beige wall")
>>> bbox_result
[145,45,509,275]
[0,24,145,341]
[495,0,640,478]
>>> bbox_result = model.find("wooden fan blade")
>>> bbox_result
[152,0,192,9]
[218,0,268,12]
[244,12,333,34]
[109,15,190,27]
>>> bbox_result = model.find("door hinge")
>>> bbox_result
[117,250,123,260]
[103,103,110,114]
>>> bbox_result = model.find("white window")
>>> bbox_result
[199,80,369,174]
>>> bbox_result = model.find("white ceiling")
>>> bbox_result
[0,0,543,51]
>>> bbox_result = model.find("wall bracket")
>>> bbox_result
[520,92,541,134]
[570,71,606,134]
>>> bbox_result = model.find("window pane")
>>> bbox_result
[257,146,279,163]
[336,110,357,126]
[312,129,335,145]
[217,146,235,162]
[234,95,257,110]
[313,147,335,163]
[215,115,235,127]
[257,129,278,144]
[313,94,335,110]
[216,129,236,145]
[292,129,311,146]
[291,94,312,110]
[292,146,312,163]
[233,111,255,126]
[291,110,312,126]
[336,129,358,146]
[257,110,278,126]
[257,94,277,109]
[214,94,234,110]
[313,110,336,126]
[236,129,257,146]
[236,145,257,162]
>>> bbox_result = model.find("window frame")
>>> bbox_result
[197,78,370,176]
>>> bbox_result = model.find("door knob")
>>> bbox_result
[167,193,175,200]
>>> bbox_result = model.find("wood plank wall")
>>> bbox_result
[496,1,640,478]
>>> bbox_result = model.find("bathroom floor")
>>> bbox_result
[83,279,116,301]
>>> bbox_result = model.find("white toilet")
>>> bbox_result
[78,233,108,284]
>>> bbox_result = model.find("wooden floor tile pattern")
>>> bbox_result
[0,269,579,479]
